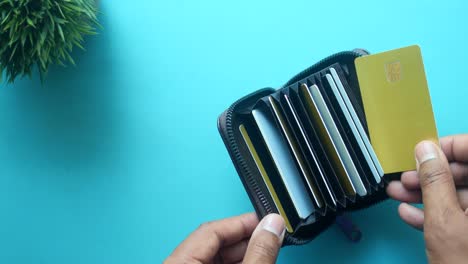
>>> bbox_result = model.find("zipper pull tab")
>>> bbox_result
[335,213,362,242]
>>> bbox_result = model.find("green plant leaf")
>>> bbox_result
[8,43,18,62]
[1,10,11,24]
[26,17,35,28]
[56,23,64,42]
[0,0,101,83]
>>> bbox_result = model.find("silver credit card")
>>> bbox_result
[330,68,384,178]
[307,84,367,196]
[326,73,381,184]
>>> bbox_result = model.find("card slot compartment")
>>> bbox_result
[330,64,369,131]
[326,68,382,187]
[299,79,365,197]
[287,83,349,207]
[261,94,326,217]
[315,73,378,193]
[268,91,330,216]
[251,98,318,221]
[330,66,385,187]
[278,88,338,212]
[312,76,372,195]
[238,114,301,232]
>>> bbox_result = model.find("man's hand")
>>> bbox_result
[387,135,468,263]
[164,213,285,264]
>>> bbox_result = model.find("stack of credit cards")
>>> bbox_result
[239,64,385,233]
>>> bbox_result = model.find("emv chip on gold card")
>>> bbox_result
[355,45,438,173]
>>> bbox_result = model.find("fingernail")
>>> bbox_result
[415,141,438,170]
[260,214,285,239]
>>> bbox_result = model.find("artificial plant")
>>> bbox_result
[0,0,99,83]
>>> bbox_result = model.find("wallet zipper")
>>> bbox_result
[224,90,304,245]
[283,49,368,88]
[224,89,276,214]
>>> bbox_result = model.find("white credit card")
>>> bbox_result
[326,72,381,184]
[307,84,367,196]
[330,68,384,178]
[268,96,324,209]
[252,105,315,219]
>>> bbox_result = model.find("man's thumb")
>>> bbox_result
[415,141,460,217]
[243,214,285,264]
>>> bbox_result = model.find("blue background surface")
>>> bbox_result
[1,1,468,263]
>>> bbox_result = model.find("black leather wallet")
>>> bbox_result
[217,49,401,246]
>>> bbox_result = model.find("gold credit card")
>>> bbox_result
[355,45,439,173]
[239,124,293,233]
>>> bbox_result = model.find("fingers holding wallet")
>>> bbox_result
[165,213,285,264]
[243,214,285,264]
[165,213,259,264]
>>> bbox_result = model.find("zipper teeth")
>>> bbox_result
[225,104,273,214]
[224,95,311,245]
[223,49,378,245]
[283,50,365,88]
